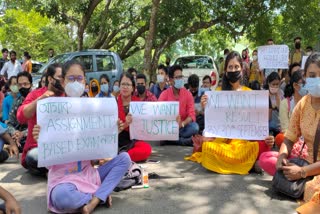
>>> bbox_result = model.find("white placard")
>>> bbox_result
[258,45,289,69]
[203,91,269,140]
[37,97,118,167]
[129,101,179,141]
[301,56,308,70]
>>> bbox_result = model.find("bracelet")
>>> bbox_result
[300,167,307,179]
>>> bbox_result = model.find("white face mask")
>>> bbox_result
[65,81,85,97]
[157,74,165,83]
[252,55,258,61]
[269,87,279,95]
[307,51,312,56]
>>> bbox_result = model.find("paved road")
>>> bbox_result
[0,143,297,214]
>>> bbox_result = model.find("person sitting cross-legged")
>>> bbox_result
[158,65,199,146]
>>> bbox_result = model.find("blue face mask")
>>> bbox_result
[298,83,308,97]
[113,85,120,92]
[199,87,210,95]
[304,77,320,97]
[100,84,109,93]
[174,79,184,89]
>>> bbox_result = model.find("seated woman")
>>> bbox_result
[88,79,100,97]
[259,71,308,176]
[264,71,284,137]
[111,80,120,97]
[96,74,111,97]
[2,76,18,123]
[117,72,152,162]
[186,51,274,175]
[267,53,320,213]
[34,60,131,214]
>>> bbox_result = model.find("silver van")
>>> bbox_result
[33,49,123,87]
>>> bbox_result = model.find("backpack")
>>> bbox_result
[114,161,142,192]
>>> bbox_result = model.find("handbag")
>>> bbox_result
[272,120,320,199]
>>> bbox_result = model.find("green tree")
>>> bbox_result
[0,9,74,61]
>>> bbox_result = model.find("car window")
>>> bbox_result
[73,55,93,72]
[174,56,213,69]
[51,54,71,64]
[96,55,116,72]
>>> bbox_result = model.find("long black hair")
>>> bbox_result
[222,51,243,90]
[284,71,304,98]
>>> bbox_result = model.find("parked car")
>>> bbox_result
[172,55,219,88]
[32,49,123,88]
[19,60,43,73]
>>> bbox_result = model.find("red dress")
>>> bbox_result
[117,94,152,162]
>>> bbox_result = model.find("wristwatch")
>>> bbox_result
[300,167,307,179]
[181,122,185,128]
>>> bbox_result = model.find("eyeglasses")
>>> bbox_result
[120,83,132,88]
[174,75,184,79]
[66,75,84,82]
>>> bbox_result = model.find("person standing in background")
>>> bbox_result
[0,51,22,80]
[48,48,55,62]
[22,52,32,73]
[0,48,8,71]
[290,36,305,65]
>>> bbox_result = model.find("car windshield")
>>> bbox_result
[37,54,71,74]
[174,56,214,69]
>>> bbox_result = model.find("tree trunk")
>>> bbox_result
[143,0,160,80]
[77,27,84,50]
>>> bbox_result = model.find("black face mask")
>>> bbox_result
[19,87,31,98]
[52,78,64,95]
[295,42,301,49]
[226,71,241,83]
[91,86,98,92]
[137,85,146,95]
[191,91,198,97]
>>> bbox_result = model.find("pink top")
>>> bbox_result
[158,87,196,122]
[47,160,101,213]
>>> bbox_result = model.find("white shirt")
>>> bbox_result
[0,60,22,79]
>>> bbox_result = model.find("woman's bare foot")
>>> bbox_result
[81,197,101,214]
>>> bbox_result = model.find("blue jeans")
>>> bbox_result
[25,148,47,176]
[166,122,199,146]
[50,153,131,212]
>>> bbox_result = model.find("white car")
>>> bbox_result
[172,55,219,88]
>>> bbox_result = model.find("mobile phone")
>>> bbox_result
[147,159,160,163]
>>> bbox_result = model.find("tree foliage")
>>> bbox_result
[2,0,320,76]
[0,8,74,61]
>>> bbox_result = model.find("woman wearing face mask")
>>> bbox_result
[96,74,111,98]
[259,71,308,176]
[186,51,274,174]
[88,79,100,97]
[2,76,18,123]
[264,71,284,137]
[117,72,152,161]
[249,50,262,85]
[33,60,131,214]
[266,53,320,214]
[111,80,120,97]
